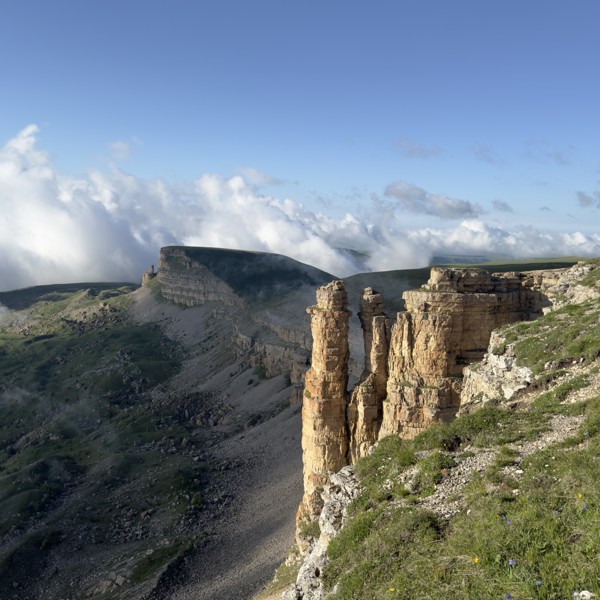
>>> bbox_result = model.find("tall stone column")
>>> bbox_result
[348,288,389,462]
[297,280,351,527]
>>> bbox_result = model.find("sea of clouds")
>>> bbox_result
[1,125,599,292]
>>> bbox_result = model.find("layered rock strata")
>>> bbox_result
[379,267,546,438]
[298,267,554,534]
[157,247,244,308]
[155,246,333,406]
[298,281,351,523]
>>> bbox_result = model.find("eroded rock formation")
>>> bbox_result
[379,267,546,438]
[284,466,359,600]
[459,330,534,412]
[158,247,244,308]
[297,266,558,536]
[298,281,351,524]
[154,246,337,406]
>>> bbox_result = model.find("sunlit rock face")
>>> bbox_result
[297,267,554,532]
[298,281,351,524]
[379,267,546,439]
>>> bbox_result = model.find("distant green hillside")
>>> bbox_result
[0,282,137,310]
[432,255,581,268]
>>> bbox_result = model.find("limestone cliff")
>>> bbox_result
[347,288,390,462]
[379,267,546,438]
[155,246,332,403]
[460,261,600,411]
[296,265,571,539]
[158,247,244,308]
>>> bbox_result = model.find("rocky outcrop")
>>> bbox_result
[459,261,600,411]
[296,266,561,539]
[378,267,546,438]
[459,330,534,411]
[158,247,244,308]
[284,466,359,600]
[142,265,157,286]
[298,281,351,524]
[154,246,335,406]
[519,261,600,311]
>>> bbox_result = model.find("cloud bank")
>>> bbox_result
[1,125,599,292]
[384,181,482,219]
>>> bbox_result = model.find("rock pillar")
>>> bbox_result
[297,281,351,526]
[348,288,389,462]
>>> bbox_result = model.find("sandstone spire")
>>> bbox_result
[298,280,351,524]
[348,288,389,462]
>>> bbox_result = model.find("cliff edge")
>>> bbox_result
[296,263,593,529]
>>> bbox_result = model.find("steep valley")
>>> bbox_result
[0,247,349,599]
[0,248,592,600]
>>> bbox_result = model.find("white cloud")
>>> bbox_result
[524,140,573,166]
[108,140,132,161]
[239,167,284,186]
[394,138,442,158]
[471,144,505,165]
[492,199,513,212]
[406,220,600,259]
[384,181,482,219]
[0,126,598,292]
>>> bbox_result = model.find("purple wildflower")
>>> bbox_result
[508,559,517,567]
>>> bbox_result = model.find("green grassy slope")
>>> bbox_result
[0,284,209,599]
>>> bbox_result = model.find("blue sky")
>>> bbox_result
[1,1,599,289]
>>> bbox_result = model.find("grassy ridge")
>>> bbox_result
[324,387,600,599]
[0,282,137,310]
